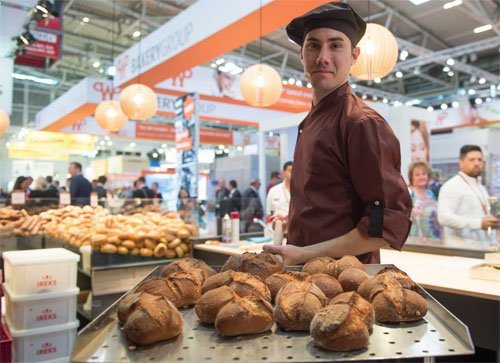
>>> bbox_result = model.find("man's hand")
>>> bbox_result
[481,216,500,230]
[263,244,306,266]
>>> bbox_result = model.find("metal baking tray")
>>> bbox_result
[71,265,474,362]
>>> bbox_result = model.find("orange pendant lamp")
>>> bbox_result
[240,64,283,107]
[350,23,399,81]
[0,109,10,135]
[119,83,158,120]
[94,100,128,132]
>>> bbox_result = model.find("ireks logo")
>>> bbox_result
[37,274,57,287]
[37,342,57,356]
[93,81,120,101]
[36,308,57,321]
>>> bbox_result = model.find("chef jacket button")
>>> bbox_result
[299,129,303,134]
[374,200,380,206]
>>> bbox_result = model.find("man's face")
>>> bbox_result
[219,180,226,189]
[459,151,484,178]
[282,165,292,184]
[215,72,235,91]
[68,163,78,177]
[300,27,360,96]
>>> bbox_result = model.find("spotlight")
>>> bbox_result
[452,101,460,108]
[440,104,448,110]
[16,32,36,46]
[427,106,434,112]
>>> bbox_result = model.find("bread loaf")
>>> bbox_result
[195,286,237,324]
[302,257,336,276]
[202,270,271,302]
[161,257,216,284]
[338,268,370,292]
[274,280,327,331]
[118,292,183,345]
[305,273,343,300]
[221,252,283,279]
[375,266,415,290]
[135,273,201,307]
[336,255,366,276]
[215,294,274,337]
[310,292,373,351]
[265,270,309,301]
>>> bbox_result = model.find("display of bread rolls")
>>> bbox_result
[310,292,374,351]
[274,280,327,331]
[202,270,271,302]
[0,206,49,237]
[117,291,183,345]
[221,252,283,279]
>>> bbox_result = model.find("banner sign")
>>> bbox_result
[0,57,13,115]
[24,131,94,154]
[8,142,68,160]
[175,93,199,198]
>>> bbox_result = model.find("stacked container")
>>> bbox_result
[2,248,80,362]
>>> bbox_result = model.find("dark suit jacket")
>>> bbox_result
[133,186,154,199]
[70,174,92,206]
[241,187,263,220]
[215,187,230,217]
[228,189,242,212]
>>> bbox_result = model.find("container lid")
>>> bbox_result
[7,320,79,337]
[3,284,79,301]
[2,248,80,266]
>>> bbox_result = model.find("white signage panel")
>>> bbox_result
[0,57,13,114]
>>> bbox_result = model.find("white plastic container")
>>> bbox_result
[2,248,80,295]
[3,284,79,330]
[79,245,91,274]
[8,320,79,363]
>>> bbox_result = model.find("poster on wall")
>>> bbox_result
[411,120,430,162]
[174,93,199,198]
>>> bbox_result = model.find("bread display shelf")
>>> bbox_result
[71,265,474,362]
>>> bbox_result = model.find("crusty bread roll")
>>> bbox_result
[302,257,336,276]
[135,273,201,307]
[195,286,237,324]
[357,274,427,323]
[338,268,370,292]
[202,270,271,302]
[274,280,327,331]
[305,273,343,300]
[221,252,283,279]
[375,266,415,290]
[118,292,183,345]
[336,255,366,277]
[215,294,274,337]
[161,257,216,284]
[265,270,309,301]
[311,292,373,351]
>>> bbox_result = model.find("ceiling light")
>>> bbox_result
[215,58,225,65]
[395,71,403,78]
[468,89,476,95]
[443,0,462,9]
[158,149,164,153]
[132,30,141,38]
[129,142,136,147]
[351,84,357,89]
[92,61,100,68]
[393,101,401,107]
[440,104,448,110]
[282,80,288,85]
[407,0,431,4]
[448,71,454,77]
[210,63,217,68]
[237,146,243,151]
[475,98,482,104]
[104,136,110,140]
[486,97,492,102]
[373,96,378,101]
[442,66,450,72]
[478,78,486,84]
[399,50,409,61]
[82,16,89,23]
[288,78,295,85]
[383,98,389,104]
[107,141,112,146]
[99,140,105,145]
[307,83,312,88]
[474,24,492,33]
[374,78,381,83]
[269,131,274,136]
[107,66,116,76]
[452,101,460,108]
[218,144,224,149]
[224,148,229,153]
[161,143,167,148]
[446,58,455,66]
[296,80,303,87]
[427,106,434,112]
[12,73,57,85]
[99,68,104,74]
[362,94,367,99]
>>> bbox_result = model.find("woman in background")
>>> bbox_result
[408,161,442,244]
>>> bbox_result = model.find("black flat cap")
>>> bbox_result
[286,2,366,47]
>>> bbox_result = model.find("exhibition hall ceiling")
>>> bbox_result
[4,0,500,128]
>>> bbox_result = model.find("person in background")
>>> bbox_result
[242,178,264,232]
[263,3,412,265]
[0,188,7,199]
[133,176,153,199]
[215,179,230,234]
[91,179,98,189]
[29,177,48,198]
[438,145,500,247]
[411,120,429,162]
[267,161,292,217]
[429,170,442,199]
[53,180,62,191]
[177,188,191,210]
[266,171,282,194]
[46,176,59,197]
[407,161,442,244]
[151,182,163,200]
[68,162,92,206]
[227,179,242,213]
[93,176,108,200]
[25,176,33,195]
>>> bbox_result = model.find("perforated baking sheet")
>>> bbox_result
[71,265,474,362]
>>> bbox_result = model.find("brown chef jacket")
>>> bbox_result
[288,82,412,264]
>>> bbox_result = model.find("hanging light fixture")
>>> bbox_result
[0,109,10,135]
[95,100,127,132]
[350,23,399,80]
[239,0,282,107]
[94,0,128,132]
[119,1,158,120]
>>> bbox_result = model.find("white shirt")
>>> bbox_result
[266,182,290,216]
[437,172,496,246]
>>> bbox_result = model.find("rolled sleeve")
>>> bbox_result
[348,118,412,250]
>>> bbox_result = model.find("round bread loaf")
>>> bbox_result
[335,255,366,277]
[305,273,343,300]
[202,270,271,302]
[375,266,415,290]
[274,280,327,331]
[161,257,216,284]
[301,256,336,276]
[265,270,309,301]
[195,286,237,324]
[135,273,201,307]
[221,252,283,279]
[118,292,183,345]
[329,291,375,330]
[338,268,370,292]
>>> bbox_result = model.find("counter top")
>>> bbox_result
[194,242,500,301]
